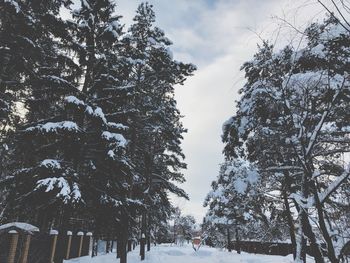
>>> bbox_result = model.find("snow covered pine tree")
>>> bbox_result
[0,1,195,263]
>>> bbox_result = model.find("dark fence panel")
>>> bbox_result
[231,240,328,257]
[82,236,90,256]
[0,233,10,262]
[231,241,294,256]
[54,234,69,263]
[14,234,26,262]
[69,234,80,259]
[27,232,51,263]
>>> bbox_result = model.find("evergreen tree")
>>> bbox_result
[0,3,195,263]
[0,0,81,224]
[123,4,195,256]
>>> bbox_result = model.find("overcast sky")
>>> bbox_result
[113,0,327,222]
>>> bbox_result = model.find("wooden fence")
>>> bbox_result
[230,240,329,257]
[0,229,93,263]
[231,240,294,256]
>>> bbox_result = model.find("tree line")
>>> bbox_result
[204,8,350,263]
[0,1,195,262]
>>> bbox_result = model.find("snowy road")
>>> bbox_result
[65,243,297,263]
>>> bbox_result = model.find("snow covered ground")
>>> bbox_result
[64,243,300,263]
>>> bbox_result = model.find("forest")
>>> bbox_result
[1,0,350,263]
[203,6,350,263]
[0,1,195,262]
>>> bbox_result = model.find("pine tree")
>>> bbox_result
[0,0,82,225]
[123,4,195,257]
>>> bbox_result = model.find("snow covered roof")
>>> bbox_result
[0,222,39,234]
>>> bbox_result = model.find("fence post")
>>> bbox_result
[128,239,132,252]
[86,232,93,256]
[19,233,32,263]
[77,232,84,257]
[7,230,19,263]
[65,231,73,260]
[49,230,59,263]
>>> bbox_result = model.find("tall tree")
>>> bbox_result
[123,3,195,258]
[223,17,350,263]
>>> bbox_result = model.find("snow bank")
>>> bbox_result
[64,243,304,263]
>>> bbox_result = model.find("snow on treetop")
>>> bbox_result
[78,20,89,29]
[100,195,122,207]
[102,131,127,148]
[71,182,82,201]
[222,117,234,133]
[108,122,128,130]
[4,0,20,13]
[85,106,93,115]
[42,75,73,88]
[165,47,173,59]
[238,116,249,136]
[233,177,248,194]
[284,71,346,91]
[319,21,348,40]
[81,0,91,10]
[93,107,107,123]
[310,43,326,59]
[35,177,82,204]
[40,159,61,169]
[107,150,115,159]
[65,96,85,107]
[26,121,80,133]
[105,20,121,38]
[125,57,146,66]
[224,159,259,194]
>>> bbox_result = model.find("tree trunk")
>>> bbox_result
[92,237,98,257]
[119,237,127,263]
[296,169,325,263]
[116,239,121,259]
[119,220,128,263]
[37,209,50,232]
[128,240,132,252]
[295,213,307,263]
[235,228,241,254]
[140,236,146,260]
[300,201,324,263]
[147,236,151,252]
[147,212,151,252]
[312,181,338,263]
[173,221,176,244]
[227,227,231,252]
[82,22,95,94]
[283,188,297,259]
[140,212,146,260]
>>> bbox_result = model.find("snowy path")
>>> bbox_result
[64,243,297,263]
